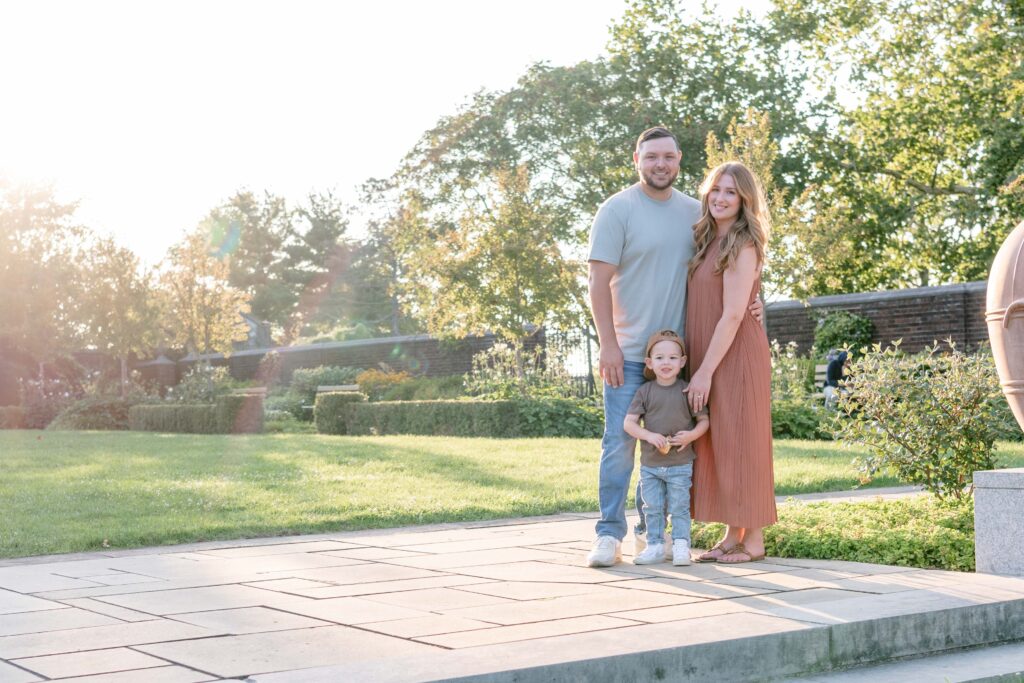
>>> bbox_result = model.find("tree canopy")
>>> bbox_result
[2,0,1022,370]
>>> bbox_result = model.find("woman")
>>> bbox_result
[685,161,777,564]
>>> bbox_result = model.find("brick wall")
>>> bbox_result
[133,280,993,389]
[155,333,542,384]
[765,281,988,354]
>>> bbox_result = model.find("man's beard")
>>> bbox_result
[640,168,678,190]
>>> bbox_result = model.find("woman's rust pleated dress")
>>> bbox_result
[686,239,777,528]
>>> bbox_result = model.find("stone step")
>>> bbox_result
[783,640,1024,682]
[255,584,1024,682]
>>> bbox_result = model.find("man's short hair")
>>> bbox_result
[635,126,680,153]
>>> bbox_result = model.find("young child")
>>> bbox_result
[624,330,709,565]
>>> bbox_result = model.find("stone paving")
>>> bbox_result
[1,508,1023,682]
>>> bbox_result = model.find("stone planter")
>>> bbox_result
[986,219,1024,433]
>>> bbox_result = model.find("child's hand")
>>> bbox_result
[669,430,694,448]
[645,433,669,450]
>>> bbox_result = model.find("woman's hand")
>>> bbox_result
[688,372,711,414]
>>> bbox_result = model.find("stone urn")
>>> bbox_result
[987,219,1024,433]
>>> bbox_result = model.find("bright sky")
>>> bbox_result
[1,0,629,265]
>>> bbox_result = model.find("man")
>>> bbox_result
[586,127,762,567]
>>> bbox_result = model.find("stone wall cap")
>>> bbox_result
[766,280,986,313]
[178,332,500,362]
[974,468,1024,489]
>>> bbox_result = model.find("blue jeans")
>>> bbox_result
[596,360,647,540]
[639,463,693,543]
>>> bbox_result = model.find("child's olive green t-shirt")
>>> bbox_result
[627,378,708,467]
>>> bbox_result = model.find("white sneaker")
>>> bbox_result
[635,530,673,560]
[587,536,621,567]
[634,543,666,565]
[672,539,692,566]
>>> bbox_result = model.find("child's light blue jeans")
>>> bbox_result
[639,463,693,543]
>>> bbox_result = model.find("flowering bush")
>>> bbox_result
[355,368,412,401]
[466,341,576,399]
[165,365,238,404]
[290,365,360,399]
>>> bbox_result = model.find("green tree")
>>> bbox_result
[771,0,1024,293]
[0,180,85,375]
[201,191,293,332]
[400,165,583,364]
[201,190,351,341]
[158,231,250,362]
[80,239,161,396]
[391,0,812,321]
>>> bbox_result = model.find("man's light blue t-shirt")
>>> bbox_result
[587,183,700,363]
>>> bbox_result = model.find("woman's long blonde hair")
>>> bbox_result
[689,162,770,275]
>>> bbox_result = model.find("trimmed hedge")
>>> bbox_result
[129,395,264,434]
[129,404,220,434]
[337,398,603,438]
[0,406,26,429]
[314,392,368,435]
[47,398,133,431]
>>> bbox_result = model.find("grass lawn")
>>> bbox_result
[2,430,1022,559]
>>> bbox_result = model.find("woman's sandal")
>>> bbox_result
[717,542,766,564]
[694,540,733,563]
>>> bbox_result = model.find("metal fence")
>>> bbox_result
[544,327,598,397]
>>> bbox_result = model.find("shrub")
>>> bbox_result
[813,310,875,358]
[264,392,308,421]
[380,375,466,401]
[692,495,975,571]
[216,395,264,434]
[166,365,237,404]
[19,377,79,429]
[835,342,1006,500]
[466,340,576,399]
[314,391,368,435]
[341,398,602,438]
[129,404,220,433]
[991,394,1024,442]
[770,340,816,401]
[0,406,26,429]
[355,368,412,401]
[47,398,134,431]
[772,398,832,440]
[256,350,283,387]
[290,366,360,399]
[264,412,316,434]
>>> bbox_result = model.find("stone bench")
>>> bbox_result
[316,384,360,394]
[302,385,361,415]
[231,386,268,397]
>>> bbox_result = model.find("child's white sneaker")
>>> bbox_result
[672,539,692,566]
[634,543,666,565]
[635,529,673,560]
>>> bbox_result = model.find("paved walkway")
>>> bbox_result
[1,493,1023,682]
